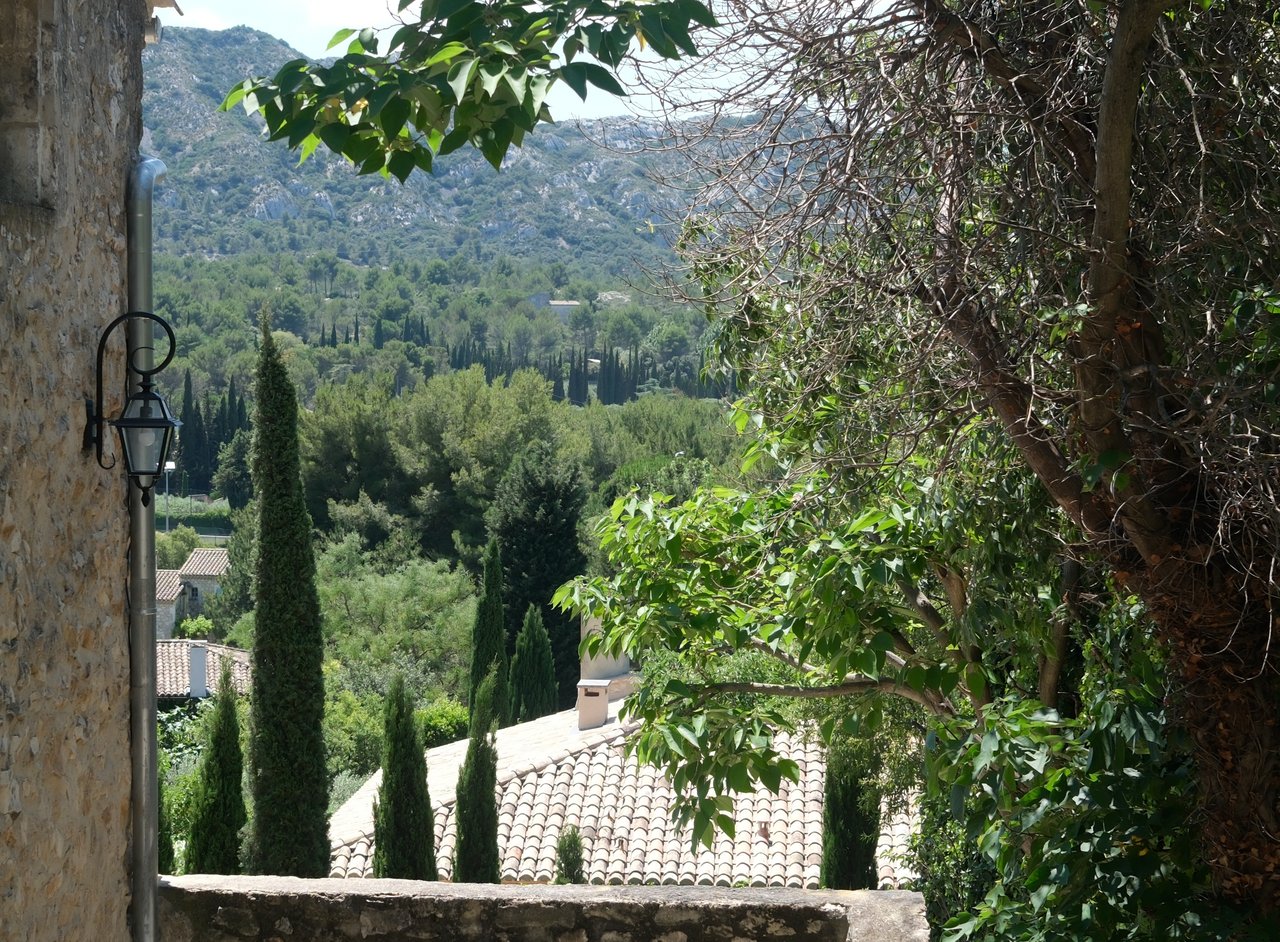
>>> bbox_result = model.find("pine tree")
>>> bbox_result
[186,663,247,874]
[509,606,557,723]
[469,539,509,724]
[247,315,329,876]
[820,746,880,890]
[372,674,437,880]
[453,670,500,884]
[486,441,587,708]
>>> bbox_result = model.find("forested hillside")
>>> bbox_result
[143,26,682,272]
[142,26,727,496]
[146,26,749,864]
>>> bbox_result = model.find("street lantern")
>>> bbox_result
[86,311,181,505]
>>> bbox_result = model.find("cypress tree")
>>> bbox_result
[486,442,587,708]
[469,539,509,724]
[509,606,557,723]
[372,674,437,880]
[453,670,500,883]
[186,663,247,874]
[819,746,880,890]
[247,315,329,876]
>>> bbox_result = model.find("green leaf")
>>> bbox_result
[479,63,505,99]
[447,58,479,103]
[559,62,589,100]
[387,150,417,182]
[380,98,412,138]
[580,63,627,97]
[297,133,322,164]
[220,82,248,112]
[327,28,357,50]
[425,41,470,67]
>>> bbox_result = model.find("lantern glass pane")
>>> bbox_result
[115,391,179,480]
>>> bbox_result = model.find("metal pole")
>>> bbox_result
[127,154,166,942]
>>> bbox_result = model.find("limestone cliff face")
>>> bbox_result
[0,1,146,938]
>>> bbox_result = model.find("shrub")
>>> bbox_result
[554,825,585,884]
[417,698,469,749]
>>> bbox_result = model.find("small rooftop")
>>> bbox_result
[156,569,183,603]
[329,701,917,889]
[156,640,250,700]
[179,547,229,578]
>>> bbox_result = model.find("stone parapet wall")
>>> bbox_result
[0,0,146,939]
[158,876,929,942]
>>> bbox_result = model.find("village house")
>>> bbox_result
[155,640,251,705]
[329,694,918,889]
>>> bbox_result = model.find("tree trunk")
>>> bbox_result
[1133,552,1280,905]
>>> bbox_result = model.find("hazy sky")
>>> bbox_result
[156,0,640,120]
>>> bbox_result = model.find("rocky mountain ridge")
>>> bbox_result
[141,26,686,274]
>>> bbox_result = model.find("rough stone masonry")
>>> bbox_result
[159,876,930,942]
[1,1,148,939]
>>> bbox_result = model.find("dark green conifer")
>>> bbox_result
[819,746,880,890]
[372,674,437,880]
[469,539,509,724]
[186,663,247,874]
[247,315,329,876]
[453,670,500,883]
[486,442,587,708]
[509,606,557,723]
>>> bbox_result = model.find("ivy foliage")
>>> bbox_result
[223,0,715,178]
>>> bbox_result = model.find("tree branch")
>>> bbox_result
[911,0,1097,183]
[691,678,956,716]
[1037,557,1080,711]
[896,576,950,650]
[1077,0,1176,562]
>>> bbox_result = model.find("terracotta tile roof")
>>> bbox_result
[329,703,918,889]
[179,548,229,578]
[155,640,251,699]
[156,569,183,603]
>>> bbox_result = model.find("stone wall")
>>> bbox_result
[159,876,930,942]
[0,1,147,939]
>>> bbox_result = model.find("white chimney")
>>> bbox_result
[576,679,611,730]
[189,642,208,699]
[580,615,630,682]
